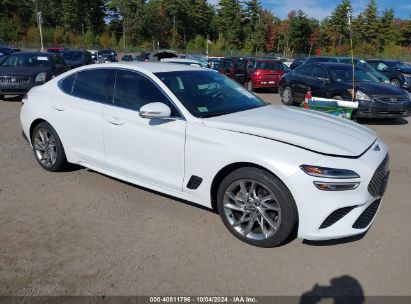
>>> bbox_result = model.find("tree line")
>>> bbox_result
[0,0,410,58]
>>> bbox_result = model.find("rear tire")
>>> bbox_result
[281,86,293,106]
[31,122,67,172]
[217,167,298,247]
[332,95,343,100]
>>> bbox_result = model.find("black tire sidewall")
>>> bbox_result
[282,86,293,105]
[217,167,298,247]
[32,122,67,172]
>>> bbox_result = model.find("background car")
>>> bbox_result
[279,62,410,119]
[46,47,66,54]
[135,51,151,62]
[121,54,133,62]
[208,57,223,71]
[366,59,411,90]
[98,49,118,62]
[88,50,99,62]
[0,52,68,99]
[304,56,389,83]
[217,57,248,85]
[61,50,93,69]
[246,59,287,92]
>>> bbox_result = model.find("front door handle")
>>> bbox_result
[52,104,65,111]
[106,116,124,126]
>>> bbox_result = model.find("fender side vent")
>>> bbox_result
[319,206,356,229]
[187,176,203,190]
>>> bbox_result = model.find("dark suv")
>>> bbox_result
[217,57,248,85]
[366,59,411,90]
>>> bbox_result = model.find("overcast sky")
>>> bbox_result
[209,0,411,20]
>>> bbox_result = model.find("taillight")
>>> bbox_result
[22,94,28,104]
[253,70,261,79]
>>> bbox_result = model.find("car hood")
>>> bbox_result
[203,105,377,157]
[398,67,411,74]
[0,66,50,76]
[355,82,405,96]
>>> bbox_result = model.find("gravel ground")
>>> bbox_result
[0,93,411,297]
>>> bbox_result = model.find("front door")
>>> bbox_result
[102,69,186,191]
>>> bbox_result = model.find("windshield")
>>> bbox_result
[356,60,389,81]
[1,54,51,67]
[61,51,83,61]
[256,61,283,70]
[329,66,379,83]
[155,71,265,118]
[396,62,411,69]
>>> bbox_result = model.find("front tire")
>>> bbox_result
[247,81,254,92]
[390,78,400,87]
[281,86,293,105]
[217,167,298,247]
[31,122,67,172]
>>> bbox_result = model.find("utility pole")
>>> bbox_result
[37,12,44,52]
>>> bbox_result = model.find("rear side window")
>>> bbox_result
[72,69,115,103]
[60,74,76,94]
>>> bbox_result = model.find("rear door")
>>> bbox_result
[51,68,115,166]
[233,59,246,84]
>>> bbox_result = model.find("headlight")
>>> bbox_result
[35,72,47,82]
[355,90,371,102]
[300,165,360,179]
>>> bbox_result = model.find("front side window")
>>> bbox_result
[156,71,265,118]
[294,64,313,76]
[311,66,329,79]
[376,62,389,71]
[113,70,172,113]
[72,69,115,103]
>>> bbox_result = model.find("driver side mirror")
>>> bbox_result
[139,102,171,119]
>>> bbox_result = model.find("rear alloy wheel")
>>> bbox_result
[247,81,254,92]
[332,95,343,100]
[390,79,400,87]
[32,122,67,172]
[217,167,297,247]
[282,86,293,105]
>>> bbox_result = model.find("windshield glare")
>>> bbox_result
[329,67,379,83]
[1,54,51,67]
[155,71,265,118]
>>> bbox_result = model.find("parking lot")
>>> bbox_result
[1,93,411,297]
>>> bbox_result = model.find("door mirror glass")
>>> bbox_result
[139,102,171,119]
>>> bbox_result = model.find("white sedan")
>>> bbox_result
[20,63,390,247]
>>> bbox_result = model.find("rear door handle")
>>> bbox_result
[106,116,124,126]
[52,104,65,111]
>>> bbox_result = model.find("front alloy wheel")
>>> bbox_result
[282,86,293,105]
[390,79,400,87]
[223,179,281,241]
[217,167,298,247]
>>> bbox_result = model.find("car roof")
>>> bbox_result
[10,52,54,56]
[308,62,358,68]
[75,62,205,73]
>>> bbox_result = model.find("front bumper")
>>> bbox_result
[355,99,410,118]
[286,139,389,241]
[0,81,38,95]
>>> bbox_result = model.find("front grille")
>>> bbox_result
[0,76,31,83]
[368,154,389,197]
[319,206,356,229]
[353,199,381,229]
[373,95,409,103]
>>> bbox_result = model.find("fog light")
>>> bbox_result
[314,181,360,191]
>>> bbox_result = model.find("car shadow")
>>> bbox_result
[1,95,23,102]
[300,275,364,303]
[302,230,368,247]
[361,117,408,125]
